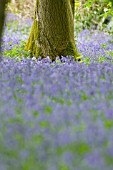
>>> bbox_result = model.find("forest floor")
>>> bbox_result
[0,13,113,170]
[2,12,113,63]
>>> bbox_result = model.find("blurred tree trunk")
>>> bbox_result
[25,0,81,61]
[70,0,75,17]
[0,0,8,53]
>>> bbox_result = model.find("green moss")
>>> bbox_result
[60,41,81,61]
[70,0,75,17]
[24,0,41,58]
[0,1,8,52]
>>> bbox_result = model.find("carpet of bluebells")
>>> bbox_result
[0,13,113,170]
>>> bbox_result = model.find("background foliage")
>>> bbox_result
[7,0,113,30]
[75,0,113,32]
[7,0,35,20]
[5,0,113,58]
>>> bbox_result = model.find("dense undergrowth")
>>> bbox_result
[0,2,113,170]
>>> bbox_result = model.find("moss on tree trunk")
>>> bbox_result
[70,0,75,17]
[25,0,81,61]
[0,0,8,53]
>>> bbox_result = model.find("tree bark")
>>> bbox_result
[70,0,75,17]
[0,0,8,53]
[25,0,81,61]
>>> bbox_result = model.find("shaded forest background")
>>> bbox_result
[7,0,112,33]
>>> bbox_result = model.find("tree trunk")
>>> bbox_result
[0,0,8,53]
[70,0,75,17]
[25,0,81,61]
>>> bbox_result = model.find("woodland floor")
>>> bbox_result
[0,13,113,170]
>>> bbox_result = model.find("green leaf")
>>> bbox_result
[57,142,91,156]
[32,134,44,144]
[33,111,39,117]
[39,121,49,128]
[44,106,52,115]
[105,154,113,165]
[59,164,70,170]
[104,120,113,128]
